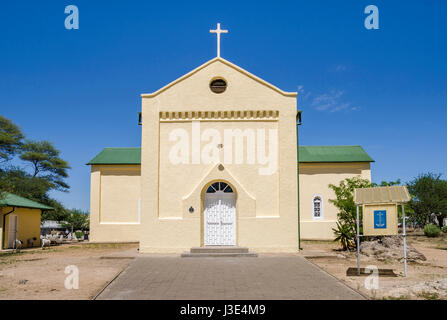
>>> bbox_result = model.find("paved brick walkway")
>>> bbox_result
[96,255,365,300]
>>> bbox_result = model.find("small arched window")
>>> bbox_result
[206,182,233,193]
[312,195,323,219]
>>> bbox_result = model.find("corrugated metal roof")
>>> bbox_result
[0,193,53,210]
[88,146,373,165]
[41,220,65,228]
[87,147,141,165]
[299,146,374,163]
[354,186,411,204]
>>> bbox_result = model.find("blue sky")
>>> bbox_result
[1,1,446,211]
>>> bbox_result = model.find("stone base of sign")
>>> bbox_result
[346,267,398,277]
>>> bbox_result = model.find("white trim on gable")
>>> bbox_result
[141,57,297,98]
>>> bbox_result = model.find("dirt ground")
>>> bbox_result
[1,233,446,300]
[304,230,447,300]
[0,242,138,300]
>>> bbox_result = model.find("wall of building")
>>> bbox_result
[89,160,372,245]
[89,165,141,243]
[1,206,41,249]
[140,59,299,253]
[89,58,374,248]
[299,162,371,240]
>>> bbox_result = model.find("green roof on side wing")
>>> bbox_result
[88,146,373,165]
[298,145,374,163]
[87,147,142,165]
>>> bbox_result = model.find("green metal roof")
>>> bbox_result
[87,147,141,165]
[298,145,374,163]
[0,193,53,210]
[88,145,373,165]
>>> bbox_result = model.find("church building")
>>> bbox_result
[87,25,373,253]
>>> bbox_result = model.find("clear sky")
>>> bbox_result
[1,1,446,211]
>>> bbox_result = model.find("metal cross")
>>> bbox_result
[210,23,228,57]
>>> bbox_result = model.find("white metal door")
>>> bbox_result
[204,182,236,246]
[8,215,18,249]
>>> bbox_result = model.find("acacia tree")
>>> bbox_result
[329,176,372,250]
[0,115,24,164]
[0,115,72,221]
[0,167,52,200]
[408,173,447,228]
[20,140,71,192]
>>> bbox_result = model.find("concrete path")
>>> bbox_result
[96,255,365,300]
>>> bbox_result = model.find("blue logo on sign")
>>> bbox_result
[374,210,387,229]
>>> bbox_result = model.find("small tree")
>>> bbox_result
[372,179,414,226]
[20,140,71,192]
[329,176,373,250]
[62,209,89,231]
[41,199,69,222]
[408,173,447,228]
[372,179,401,187]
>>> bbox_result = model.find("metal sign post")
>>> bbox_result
[356,205,360,276]
[402,203,407,277]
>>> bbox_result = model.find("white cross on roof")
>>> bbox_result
[210,23,228,58]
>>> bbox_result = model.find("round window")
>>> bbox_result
[210,78,227,94]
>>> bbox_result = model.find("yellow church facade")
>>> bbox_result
[88,57,373,253]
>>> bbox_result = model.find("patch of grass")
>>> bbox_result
[79,243,134,249]
[21,258,44,262]
[417,291,440,300]
[0,251,24,258]
[408,233,447,250]
[382,295,410,300]
[301,240,335,245]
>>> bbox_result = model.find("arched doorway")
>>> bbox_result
[203,181,236,246]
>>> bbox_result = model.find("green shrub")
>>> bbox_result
[75,231,84,239]
[441,226,447,233]
[424,224,441,237]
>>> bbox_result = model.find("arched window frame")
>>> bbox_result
[206,181,234,194]
[312,194,324,220]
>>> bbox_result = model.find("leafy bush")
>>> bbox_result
[333,222,356,251]
[408,173,447,229]
[329,177,372,250]
[75,231,84,240]
[441,226,447,233]
[424,224,441,237]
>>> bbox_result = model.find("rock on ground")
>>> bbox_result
[385,278,447,299]
[360,236,426,262]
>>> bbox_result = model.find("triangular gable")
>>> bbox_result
[141,57,297,98]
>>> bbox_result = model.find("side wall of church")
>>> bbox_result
[299,162,371,240]
[89,165,141,242]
